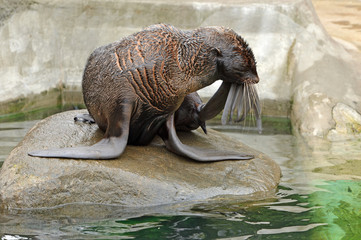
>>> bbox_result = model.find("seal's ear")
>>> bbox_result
[213,47,222,57]
[214,47,226,74]
[214,47,224,71]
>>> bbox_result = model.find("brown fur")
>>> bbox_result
[82,24,258,145]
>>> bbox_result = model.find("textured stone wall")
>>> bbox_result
[0,0,309,103]
[1,0,360,138]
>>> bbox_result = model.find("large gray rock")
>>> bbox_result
[290,19,361,138]
[327,103,361,141]
[0,110,280,209]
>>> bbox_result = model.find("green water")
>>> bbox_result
[0,121,360,239]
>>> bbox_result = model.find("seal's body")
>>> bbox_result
[29,24,260,161]
[83,25,218,145]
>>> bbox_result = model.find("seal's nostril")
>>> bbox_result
[242,76,259,84]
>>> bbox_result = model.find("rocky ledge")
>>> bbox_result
[0,110,280,209]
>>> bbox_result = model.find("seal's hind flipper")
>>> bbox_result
[28,104,132,160]
[159,114,253,162]
[28,137,128,159]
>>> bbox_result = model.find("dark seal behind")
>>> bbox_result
[29,24,260,161]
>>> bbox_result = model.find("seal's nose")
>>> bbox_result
[250,70,259,83]
[245,73,259,84]
[253,75,259,84]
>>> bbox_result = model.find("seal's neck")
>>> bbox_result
[175,30,221,93]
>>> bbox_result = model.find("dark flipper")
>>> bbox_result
[28,137,128,159]
[159,114,253,162]
[198,82,262,133]
[28,103,132,160]
[74,113,95,124]
[198,82,231,121]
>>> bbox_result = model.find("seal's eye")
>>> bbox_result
[233,64,246,73]
[213,47,222,57]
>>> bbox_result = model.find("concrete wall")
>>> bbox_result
[0,0,309,104]
[1,0,360,137]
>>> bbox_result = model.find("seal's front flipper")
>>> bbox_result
[198,82,231,121]
[159,114,253,162]
[28,104,132,160]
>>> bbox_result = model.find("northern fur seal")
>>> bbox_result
[29,24,261,161]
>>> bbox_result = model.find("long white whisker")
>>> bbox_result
[249,84,262,133]
[230,85,242,122]
[237,84,245,121]
[221,83,237,125]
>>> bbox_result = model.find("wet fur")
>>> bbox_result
[29,24,260,161]
[84,24,259,143]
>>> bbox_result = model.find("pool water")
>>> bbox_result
[0,121,360,239]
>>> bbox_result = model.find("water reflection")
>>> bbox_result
[0,121,360,239]
[1,181,359,239]
[309,180,361,240]
[49,181,357,240]
[0,121,38,167]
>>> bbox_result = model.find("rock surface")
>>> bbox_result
[327,103,361,141]
[0,110,280,209]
